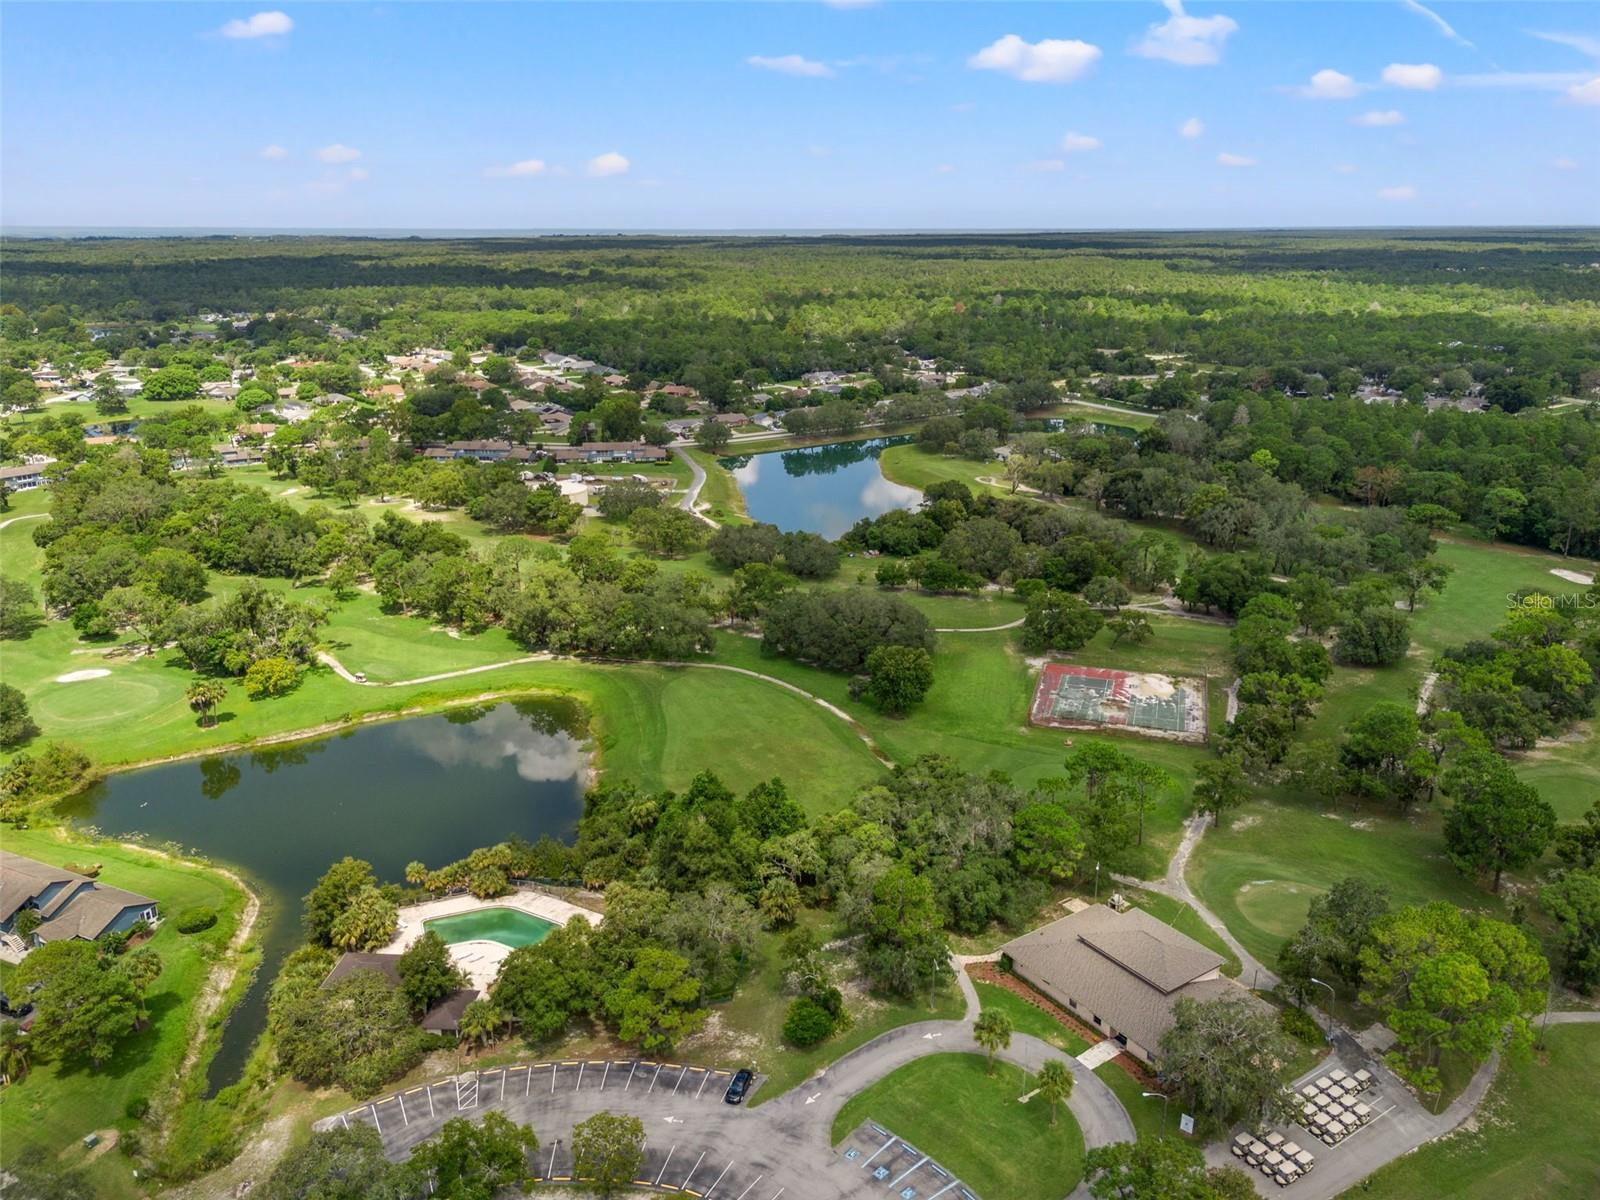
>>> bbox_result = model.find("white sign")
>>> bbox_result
[1179,1113,1195,1135]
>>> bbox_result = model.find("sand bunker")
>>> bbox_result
[55,668,111,683]
[1550,568,1595,586]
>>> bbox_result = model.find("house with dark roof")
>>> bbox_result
[0,851,159,955]
[319,951,479,1036]
[1000,904,1257,1065]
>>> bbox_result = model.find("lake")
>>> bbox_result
[720,437,921,538]
[59,699,589,1093]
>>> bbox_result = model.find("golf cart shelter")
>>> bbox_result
[1000,905,1255,1065]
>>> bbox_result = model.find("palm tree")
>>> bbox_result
[458,999,506,1050]
[973,1009,1013,1076]
[404,860,429,890]
[1036,1059,1074,1127]
[121,946,164,1026]
[186,680,227,728]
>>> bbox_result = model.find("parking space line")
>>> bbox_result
[525,1066,532,1097]
[731,1175,763,1200]
[859,1135,897,1169]
[888,1156,928,1188]
[927,1180,963,1199]
[655,1144,678,1186]
[696,1069,712,1099]
[339,1113,349,1130]
[767,1190,784,1200]
[546,1139,559,1179]
[369,1104,382,1134]
[601,1061,611,1090]
[397,1094,408,1126]
[680,1150,706,1190]
[650,1063,665,1092]
[701,1160,733,1197]
[627,1061,639,1090]
[426,1086,435,1118]
[673,1065,690,1094]
[577,1061,585,1091]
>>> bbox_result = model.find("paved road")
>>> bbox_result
[673,445,718,527]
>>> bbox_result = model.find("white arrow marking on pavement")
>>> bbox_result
[663,1116,685,1124]
[921,1032,943,1040]
[804,1092,822,1105]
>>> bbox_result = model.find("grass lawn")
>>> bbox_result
[682,447,750,525]
[0,828,250,1196]
[974,980,1092,1054]
[1093,1062,1196,1144]
[1028,403,1158,431]
[829,1054,1086,1200]
[1345,1026,1600,1200]
[878,444,1011,497]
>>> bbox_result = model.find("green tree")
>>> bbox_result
[571,1111,645,1198]
[329,885,397,951]
[0,682,40,748]
[1021,589,1104,652]
[1107,611,1153,646]
[397,930,463,1014]
[603,947,708,1052]
[1339,702,1435,807]
[0,1022,31,1084]
[142,364,201,402]
[1441,745,1557,892]
[243,655,301,699]
[1036,1058,1075,1127]
[457,998,508,1049]
[122,945,163,1025]
[693,420,731,452]
[863,644,935,715]
[1191,755,1249,827]
[1012,800,1085,882]
[1541,867,1600,992]
[303,856,378,946]
[1084,1137,1233,1200]
[1277,877,1389,999]
[185,679,228,728]
[11,940,140,1066]
[973,1008,1013,1074]
[411,1111,537,1200]
[0,577,42,639]
[259,1124,419,1200]
[854,863,952,999]
[1158,996,1295,1128]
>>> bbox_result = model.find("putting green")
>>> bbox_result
[30,676,168,729]
[1234,879,1323,942]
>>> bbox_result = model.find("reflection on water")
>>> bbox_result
[721,437,921,538]
[60,700,588,1093]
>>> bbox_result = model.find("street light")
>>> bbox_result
[1141,1091,1172,1134]
[1309,977,1336,1041]
[1094,862,1102,900]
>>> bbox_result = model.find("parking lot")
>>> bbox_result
[316,1058,851,1198]
[832,1122,977,1200]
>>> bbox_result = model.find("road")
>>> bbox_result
[673,444,718,527]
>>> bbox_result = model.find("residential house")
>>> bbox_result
[201,381,240,400]
[999,904,1261,1066]
[0,463,49,491]
[549,442,669,465]
[0,852,159,955]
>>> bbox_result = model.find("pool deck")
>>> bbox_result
[381,889,601,990]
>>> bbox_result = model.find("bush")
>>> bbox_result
[782,996,836,1048]
[1279,1005,1324,1047]
[243,656,300,699]
[174,906,218,934]
[125,1096,151,1121]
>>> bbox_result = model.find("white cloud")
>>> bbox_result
[1530,32,1600,60]
[1131,0,1238,67]
[587,152,630,178]
[346,167,369,183]
[1179,116,1205,139]
[1569,76,1600,105]
[485,159,548,179]
[258,144,288,160]
[1295,68,1361,99]
[1401,0,1475,49]
[746,54,834,78]
[1551,157,1579,170]
[1333,163,1359,174]
[1217,152,1256,167]
[969,34,1102,84]
[1023,159,1067,173]
[1378,184,1418,201]
[1061,131,1102,153]
[219,11,292,39]
[1352,109,1405,126]
[316,143,361,164]
[935,163,957,174]
[1382,62,1442,90]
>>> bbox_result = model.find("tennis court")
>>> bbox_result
[1029,664,1207,743]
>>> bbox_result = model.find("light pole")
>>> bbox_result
[1094,862,1102,901]
[1309,977,1336,1041]
[1142,1091,1172,1134]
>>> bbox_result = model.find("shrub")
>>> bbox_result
[243,656,300,699]
[782,996,836,1048]
[1279,1005,1324,1047]
[174,906,218,934]
[125,1096,151,1121]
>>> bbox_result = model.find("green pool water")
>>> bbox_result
[425,906,557,948]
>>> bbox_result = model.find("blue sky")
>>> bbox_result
[3,1,1597,229]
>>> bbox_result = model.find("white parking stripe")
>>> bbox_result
[602,1061,611,1090]
[655,1143,678,1186]
[627,1061,639,1090]
[732,1175,763,1200]
[702,1160,734,1198]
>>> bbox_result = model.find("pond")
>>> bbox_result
[58,699,589,1094]
[720,436,921,538]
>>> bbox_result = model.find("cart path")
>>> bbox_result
[0,511,48,531]
[316,650,894,767]
[933,617,1024,633]
[672,445,720,528]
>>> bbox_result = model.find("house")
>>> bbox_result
[318,952,479,1036]
[549,442,669,465]
[999,904,1260,1065]
[211,444,266,468]
[0,852,159,955]
[201,381,239,400]
[713,412,749,426]
[0,463,48,491]
[801,370,843,387]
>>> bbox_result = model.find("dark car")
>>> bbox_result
[723,1068,754,1105]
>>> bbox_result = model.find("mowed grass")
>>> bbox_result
[0,828,249,1189]
[829,1054,1086,1200]
[974,980,1092,1054]
[683,447,750,525]
[1188,797,1506,979]
[1347,1026,1600,1200]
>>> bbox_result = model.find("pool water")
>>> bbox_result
[425,906,557,948]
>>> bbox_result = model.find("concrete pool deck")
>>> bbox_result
[381,889,601,990]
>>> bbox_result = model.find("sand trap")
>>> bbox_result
[1551,568,1595,586]
[55,668,111,683]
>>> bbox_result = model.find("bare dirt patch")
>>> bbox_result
[54,668,111,683]
[1550,568,1595,586]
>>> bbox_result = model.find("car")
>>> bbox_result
[723,1068,754,1105]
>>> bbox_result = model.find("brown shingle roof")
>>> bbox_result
[320,952,403,990]
[421,987,479,1033]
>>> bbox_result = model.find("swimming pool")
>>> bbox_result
[424,906,557,949]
